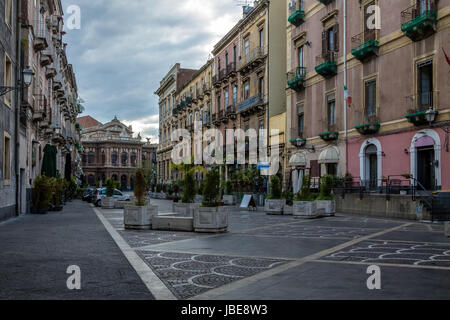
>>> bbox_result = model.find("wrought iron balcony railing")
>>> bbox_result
[401,1,437,41]
[287,67,307,91]
[351,30,379,61]
[315,51,338,78]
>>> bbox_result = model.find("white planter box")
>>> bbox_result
[283,205,293,215]
[153,214,194,232]
[445,222,450,237]
[264,199,286,215]
[114,200,130,209]
[293,201,318,219]
[315,200,336,216]
[194,206,228,233]
[173,203,199,217]
[101,197,116,209]
[124,205,153,230]
[223,195,237,206]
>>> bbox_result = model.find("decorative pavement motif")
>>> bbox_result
[321,240,450,267]
[236,224,380,240]
[136,251,287,299]
[118,230,203,248]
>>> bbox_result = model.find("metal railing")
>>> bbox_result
[351,30,378,49]
[401,0,437,25]
[316,50,338,65]
[405,91,439,113]
[287,67,307,82]
[239,47,265,70]
[238,94,264,112]
[226,62,237,76]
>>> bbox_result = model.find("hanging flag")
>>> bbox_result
[443,48,450,66]
[344,85,352,107]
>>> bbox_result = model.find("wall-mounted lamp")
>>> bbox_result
[305,41,312,47]
[404,148,409,155]
[381,152,386,157]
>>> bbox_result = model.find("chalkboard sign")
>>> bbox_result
[240,194,257,211]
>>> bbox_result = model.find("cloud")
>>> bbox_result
[62,0,243,143]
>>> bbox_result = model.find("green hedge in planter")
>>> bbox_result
[267,176,282,200]
[182,172,196,203]
[316,174,335,201]
[295,174,315,201]
[32,175,54,211]
[202,169,221,207]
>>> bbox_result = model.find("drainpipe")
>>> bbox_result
[15,0,23,217]
[343,0,348,175]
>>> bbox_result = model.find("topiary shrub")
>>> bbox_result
[197,181,205,195]
[182,172,196,203]
[225,180,233,196]
[105,178,116,197]
[32,175,54,211]
[202,169,221,207]
[52,177,64,207]
[317,174,335,201]
[267,175,282,200]
[134,169,147,206]
[295,174,314,201]
[282,190,294,206]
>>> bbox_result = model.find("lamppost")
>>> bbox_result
[0,67,34,97]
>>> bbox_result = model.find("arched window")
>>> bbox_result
[131,152,137,167]
[88,152,95,164]
[82,152,87,165]
[111,151,118,166]
[121,152,128,166]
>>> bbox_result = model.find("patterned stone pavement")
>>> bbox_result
[136,251,286,299]
[321,240,450,267]
[119,229,206,248]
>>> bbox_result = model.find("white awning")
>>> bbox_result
[319,146,340,164]
[289,152,307,167]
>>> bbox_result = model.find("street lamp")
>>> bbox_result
[0,67,35,97]
[425,108,438,126]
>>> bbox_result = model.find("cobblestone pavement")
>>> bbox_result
[95,199,450,300]
[136,251,286,299]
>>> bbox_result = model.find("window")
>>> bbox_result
[218,58,221,73]
[88,152,95,164]
[4,54,12,107]
[224,90,229,108]
[258,77,264,96]
[233,85,237,105]
[217,95,221,111]
[121,152,128,166]
[225,52,229,67]
[259,119,264,131]
[3,132,11,184]
[244,39,250,56]
[322,25,339,59]
[112,152,118,166]
[233,46,237,63]
[365,79,377,117]
[5,0,12,27]
[326,163,337,176]
[244,81,250,100]
[102,151,106,164]
[131,152,137,167]
[298,104,304,136]
[327,93,336,127]
[418,60,433,110]
[297,45,304,68]
[259,29,264,48]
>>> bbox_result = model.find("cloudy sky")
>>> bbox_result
[61,0,244,142]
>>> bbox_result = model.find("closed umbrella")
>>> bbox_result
[42,144,57,177]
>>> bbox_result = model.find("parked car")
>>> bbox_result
[82,187,95,202]
[93,188,131,207]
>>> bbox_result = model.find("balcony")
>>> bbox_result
[287,67,306,91]
[238,47,265,74]
[203,83,212,95]
[226,104,237,120]
[315,52,337,78]
[226,62,237,78]
[319,131,339,142]
[32,94,47,122]
[289,128,307,147]
[405,91,439,126]
[40,48,53,67]
[219,109,228,123]
[212,113,220,126]
[288,9,305,27]
[203,114,211,127]
[401,2,437,42]
[354,117,381,135]
[33,20,49,51]
[351,30,379,62]
[213,74,221,88]
[46,67,57,79]
[238,94,266,116]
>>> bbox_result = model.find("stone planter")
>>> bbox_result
[264,199,286,215]
[114,200,129,209]
[102,197,116,209]
[173,202,199,217]
[124,205,152,230]
[194,206,228,233]
[223,195,237,206]
[293,201,318,219]
[153,214,194,232]
[315,200,336,216]
[283,205,293,215]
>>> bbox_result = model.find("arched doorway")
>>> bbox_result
[410,129,441,190]
[130,176,135,191]
[359,138,383,189]
[121,175,127,191]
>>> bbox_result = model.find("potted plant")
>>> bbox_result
[124,169,158,230]
[50,177,64,211]
[293,174,318,218]
[194,168,228,233]
[222,180,236,205]
[31,175,53,214]
[315,175,336,216]
[102,178,116,209]
[264,176,286,215]
[282,190,294,215]
[195,181,204,203]
[173,172,199,216]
